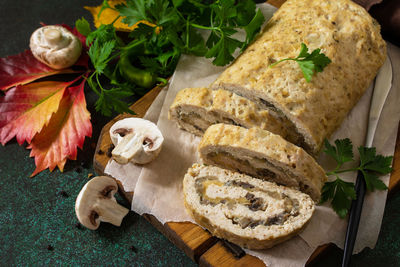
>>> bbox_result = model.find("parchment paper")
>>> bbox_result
[105,4,400,266]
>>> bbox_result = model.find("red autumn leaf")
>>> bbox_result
[0,79,77,145]
[28,79,92,176]
[0,50,78,91]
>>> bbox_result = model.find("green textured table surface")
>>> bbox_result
[0,1,399,266]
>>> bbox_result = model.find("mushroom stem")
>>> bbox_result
[112,133,143,164]
[44,28,63,46]
[94,198,129,227]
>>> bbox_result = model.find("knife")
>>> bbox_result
[342,55,393,267]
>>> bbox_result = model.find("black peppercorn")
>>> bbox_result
[58,190,69,198]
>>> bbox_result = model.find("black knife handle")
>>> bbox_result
[342,170,366,267]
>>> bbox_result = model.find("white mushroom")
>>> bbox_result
[30,25,82,69]
[75,176,129,230]
[109,118,164,165]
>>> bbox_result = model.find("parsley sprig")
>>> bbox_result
[321,138,393,218]
[76,0,265,116]
[269,43,331,82]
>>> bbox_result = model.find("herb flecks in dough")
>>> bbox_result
[320,138,392,218]
[269,43,331,82]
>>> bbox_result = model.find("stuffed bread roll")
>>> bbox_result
[198,124,327,202]
[169,87,301,146]
[211,0,386,154]
[183,163,315,249]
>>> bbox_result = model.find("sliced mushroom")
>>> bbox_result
[109,118,164,164]
[30,25,82,69]
[75,176,129,230]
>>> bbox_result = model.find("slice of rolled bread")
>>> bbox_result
[198,124,327,202]
[211,0,386,154]
[183,163,315,249]
[169,87,303,148]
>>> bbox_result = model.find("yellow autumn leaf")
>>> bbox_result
[84,0,159,33]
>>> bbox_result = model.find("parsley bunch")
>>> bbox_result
[76,0,265,116]
[269,43,331,82]
[321,139,393,218]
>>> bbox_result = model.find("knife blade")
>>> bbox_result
[342,55,393,267]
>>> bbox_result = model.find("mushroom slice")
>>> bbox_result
[30,25,82,69]
[109,118,164,165]
[75,176,129,230]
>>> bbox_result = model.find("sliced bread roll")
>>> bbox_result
[199,124,327,202]
[169,87,302,147]
[211,0,386,154]
[183,163,315,249]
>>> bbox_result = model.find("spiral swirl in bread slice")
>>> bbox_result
[168,87,302,147]
[199,124,327,202]
[183,164,315,249]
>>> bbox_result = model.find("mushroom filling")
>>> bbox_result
[217,89,311,153]
[194,177,300,229]
[257,98,312,153]
[206,151,300,188]
[175,108,245,133]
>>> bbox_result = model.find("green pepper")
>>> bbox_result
[119,53,157,89]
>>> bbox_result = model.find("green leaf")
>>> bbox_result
[297,60,314,83]
[88,39,116,74]
[95,86,134,117]
[172,0,184,8]
[324,138,354,166]
[269,43,331,82]
[235,0,256,26]
[320,178,356,218]
[359,146,393,174]
[308,49,332,72]
[298,43,309,58]
[243,9,265,47]
[148,0,178,26]
[86,24,116,46]
[205,34,242,66]
[117,0,149,26]
[75,17,91,37]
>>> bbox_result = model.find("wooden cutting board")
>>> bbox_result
[93,86,400,266]
[93,1,400,265]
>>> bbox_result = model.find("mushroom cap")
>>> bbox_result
[30,25,82,69]
[109,118,164,164]
[75,176,128,230]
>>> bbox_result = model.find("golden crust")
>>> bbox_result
[198,124,327,201]
[211,0,386,154]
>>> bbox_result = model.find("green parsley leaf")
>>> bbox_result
[86,24,116,46]
[95,86,134,117]
[358,146,393,174]
[75,17,91,37]
[321,178,356,218]
[297,60,315,82]
[234,0,257,26]
[323,138,392,217]
[117,0,148,26]
[323,138,354,167]
[88,39,116,74]
[205,34,242,66]
[270,43,332,82]
[243,9,265,48]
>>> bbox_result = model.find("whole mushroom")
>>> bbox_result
[75,176,129,230]
[30,25,82,69]
[109,118,164,165]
